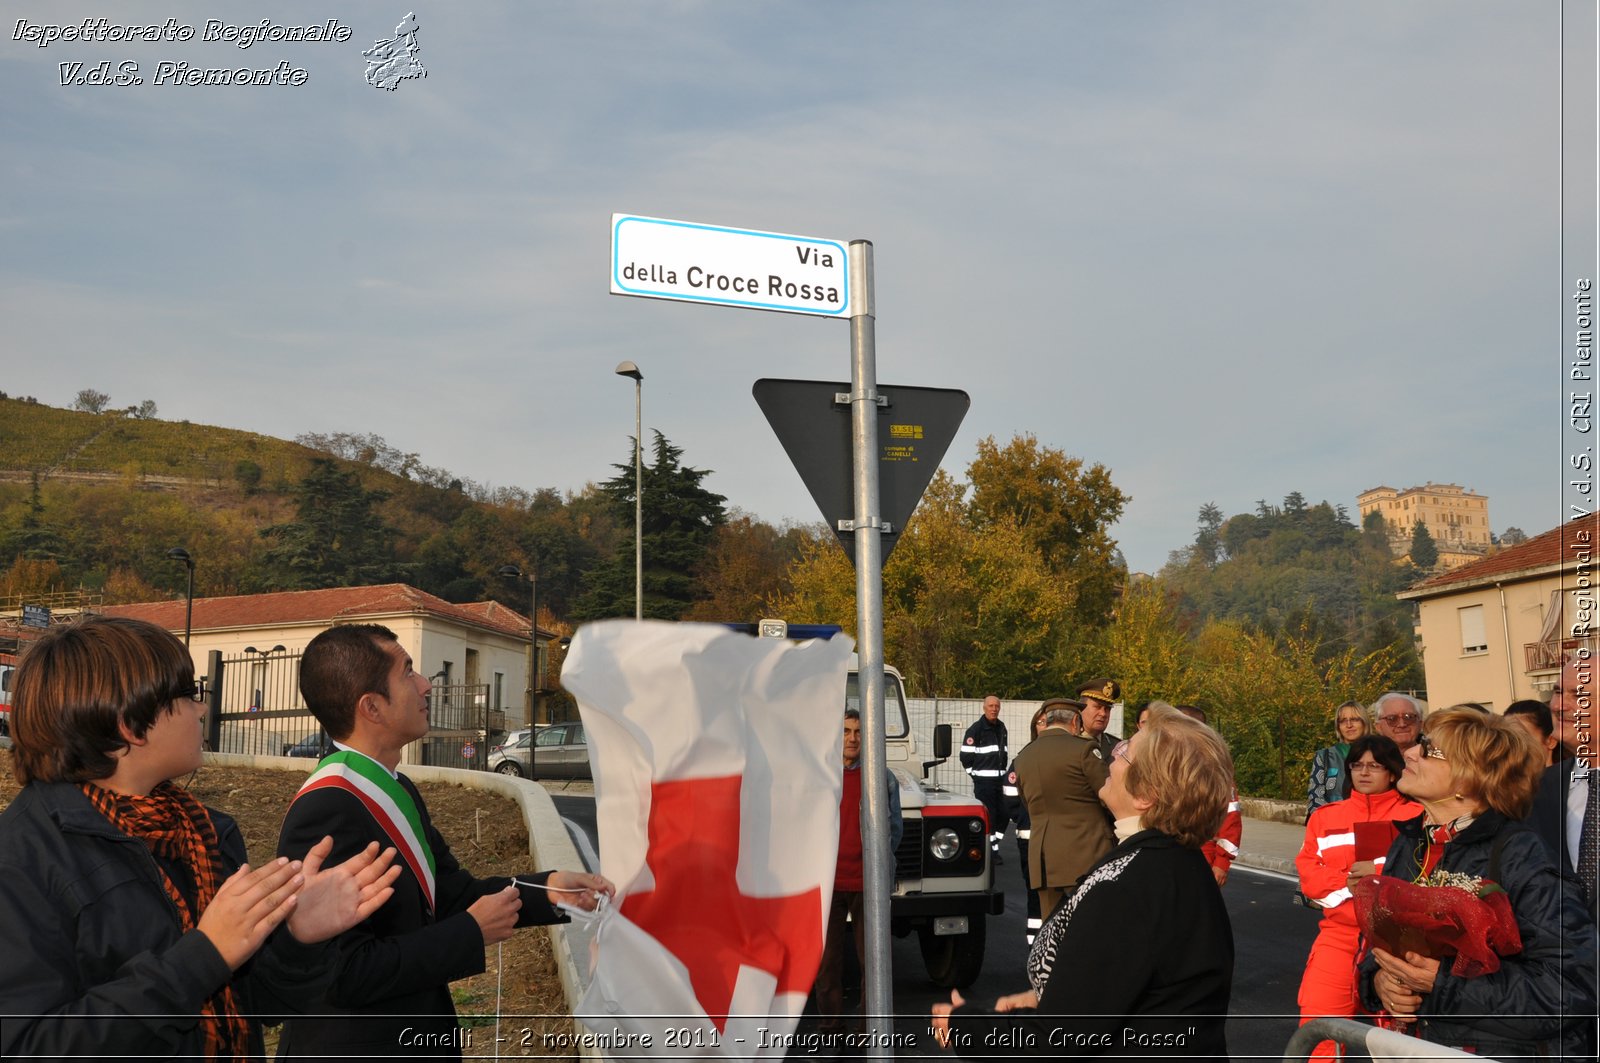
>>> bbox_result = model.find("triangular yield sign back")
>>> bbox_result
[753,379,970,567]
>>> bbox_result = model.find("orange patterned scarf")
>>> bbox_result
[81,781,252,1062]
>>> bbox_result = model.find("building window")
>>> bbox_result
[1458,605,1488,655]
[493,671,504,712]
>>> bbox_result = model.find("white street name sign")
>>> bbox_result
[610,213,852,317]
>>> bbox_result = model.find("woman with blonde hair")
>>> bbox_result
[1306,700,1371,819]
[932,705,1234,1060]
[1359,709,1596,1061]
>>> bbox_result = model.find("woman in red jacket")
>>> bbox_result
[1294,734,1418,1059]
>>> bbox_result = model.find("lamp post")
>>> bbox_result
[166,547,195,647]
[497,564,539,728]
[614,361,644,620]
[242,645,283,756]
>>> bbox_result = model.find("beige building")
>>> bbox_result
[1398,516,1596,711]
[103,584,552,766]
[1358,483,1491,566]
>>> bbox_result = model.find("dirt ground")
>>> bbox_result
[0,750,575,1058]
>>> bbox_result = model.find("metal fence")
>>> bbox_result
[904,697,1113,794]
[206,648,315,757]
[203,650,498,769]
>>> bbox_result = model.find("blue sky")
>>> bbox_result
[0,2,1585,573]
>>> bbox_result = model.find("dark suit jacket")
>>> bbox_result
[1530,758,1596,922]
[276,771,565,1059]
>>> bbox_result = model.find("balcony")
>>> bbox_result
[1525,638,1579,673]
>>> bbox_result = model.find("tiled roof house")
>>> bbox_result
[1398,516,1600,708]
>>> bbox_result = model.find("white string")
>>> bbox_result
[494,879,609,1059]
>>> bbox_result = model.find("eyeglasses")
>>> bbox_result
[1378,713,1420,726]
[1416,733,1447,761]
[1349,760,1389,773]
[175,684,206,704]
[1110,739,1132,764]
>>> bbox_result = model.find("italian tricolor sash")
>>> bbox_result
[296,749,437,912]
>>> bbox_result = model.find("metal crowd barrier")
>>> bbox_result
[1283,1018,1488,1062]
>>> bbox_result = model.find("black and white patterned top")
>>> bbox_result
[1027,849,1136,997]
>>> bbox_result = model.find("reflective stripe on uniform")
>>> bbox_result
[1017,828,1031,840]
[1315,831,1355,856]
[964,743,1003,755]
[967,768,1003,777]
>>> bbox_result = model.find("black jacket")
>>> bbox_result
[960,716,1009,783]
[1529,759,1596,923]
[1358,810,1598,1060]
[946,830,1232,1059]
[275,770,565,1059]
[0,780,336,1061]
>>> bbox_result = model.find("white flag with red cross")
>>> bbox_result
[560,620,851,1057]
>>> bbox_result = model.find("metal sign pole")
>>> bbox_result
[848,239,894,1047]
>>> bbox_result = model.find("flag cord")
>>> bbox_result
[493,878,611,1058]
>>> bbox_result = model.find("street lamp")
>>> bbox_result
[497,564,539,729]
[166,547,195,647]
[614,360,643,620]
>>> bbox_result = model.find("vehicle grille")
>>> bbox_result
[895,819,924,879]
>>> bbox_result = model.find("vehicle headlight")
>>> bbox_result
[968,819,984,835]
[929,827,962,862]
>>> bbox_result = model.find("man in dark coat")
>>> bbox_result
[276,623,613,1059]
[1529,654,1596,921]
[960,694,1009,863]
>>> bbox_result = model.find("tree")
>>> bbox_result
[683,511,807,622]
[253,459,403,590]
[1500,526,1528,546]
[1194,502,1225,566]
[966,434,1130,625]
[72,388,111,414]
[1094,580,1200,707]
[1408,521,1439,573]
[0,473,66,562]
[773,470,1081,697]
[572,432,727,621]
[131,399,158,420]
[233,460,263,495]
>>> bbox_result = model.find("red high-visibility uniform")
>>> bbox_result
[1295,788,1422,1061]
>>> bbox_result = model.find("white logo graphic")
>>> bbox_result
[363,12,425,90]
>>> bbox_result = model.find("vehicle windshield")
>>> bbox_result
[844,671,909,739]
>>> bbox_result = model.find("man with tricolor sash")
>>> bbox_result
[276,623,613,1059]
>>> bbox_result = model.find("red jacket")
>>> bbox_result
[1296,788,1421,925]
[1202,787,1242,873]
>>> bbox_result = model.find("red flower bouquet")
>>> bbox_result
[1354,872,1522,978]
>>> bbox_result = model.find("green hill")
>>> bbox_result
[0,397,611,617]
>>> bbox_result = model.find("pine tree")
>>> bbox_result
[572,432,727,621]
[253,459,403,590]
[1408,520,1439,573]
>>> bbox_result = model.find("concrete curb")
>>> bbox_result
[201,753,592,1048]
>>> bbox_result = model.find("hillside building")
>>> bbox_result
[1358,483,1491,568]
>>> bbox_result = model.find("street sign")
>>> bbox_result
[610,214,852,317]
[753,379,970,566]
[21,604,50,628]
[462,742,476,760]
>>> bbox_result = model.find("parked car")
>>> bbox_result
[488,721,590,779]
[283,733,332,759]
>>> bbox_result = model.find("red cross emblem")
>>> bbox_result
[620,774,824,1031]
